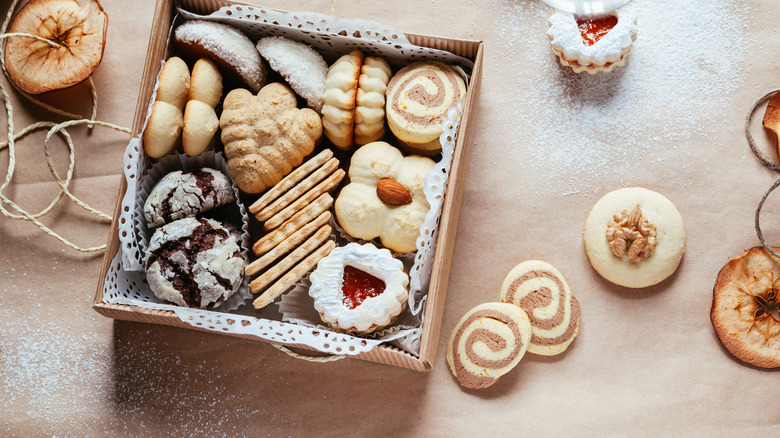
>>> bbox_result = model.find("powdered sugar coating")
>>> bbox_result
[146,217,243,308]
[256,36,327,112]
[547,9,637,66]
[143,168,235,228]
[309,243,409,335]
[175,20,266,92]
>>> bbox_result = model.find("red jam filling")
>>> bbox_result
[576,15,618,46]
[341,265,386,310]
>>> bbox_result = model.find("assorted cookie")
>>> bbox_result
[385,61,466,155]
[143,168,235,228]
[584,187,686,288]
[546,8,638,74]
[446,302,532,389]
[219,82,323,194]
[309,243,410,335]
[335,141,435,253]
[146,217,243,309]
[136,19,470,346]
[500,260,580,356]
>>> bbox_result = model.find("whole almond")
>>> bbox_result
[376,178,413,205]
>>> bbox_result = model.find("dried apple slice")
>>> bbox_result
[4,0,108,95]
[712,246,780,368]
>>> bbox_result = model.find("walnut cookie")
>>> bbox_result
[583,187,685,288]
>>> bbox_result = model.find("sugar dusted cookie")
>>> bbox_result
[174,20,267,92]
[500,260,580,355]
[145,217,243,308]
[309,243,409,335]
[256,36,327,112]
[712,246,780,368]
[547,8,637,74]
[446,302,532,389]
[143,168,235,228]
[584,187,685,288]
[385,61,466,156]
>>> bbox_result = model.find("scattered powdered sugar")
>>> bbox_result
[493,0,754,196]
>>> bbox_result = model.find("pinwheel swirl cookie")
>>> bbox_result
[500,260,580,355]
[386,61,466,155]
[547,9,638,74]
[712,246,780,368]
[446,302,532,389]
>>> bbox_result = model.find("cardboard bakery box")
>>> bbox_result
[93,0,483,372]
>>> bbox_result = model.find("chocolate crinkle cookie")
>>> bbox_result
[144,168,235,228]
[145,217,243,308]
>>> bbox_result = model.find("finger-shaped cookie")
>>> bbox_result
[500,260,580,356]
[252,195,332,255]
[263,169,344,231]
[249,225,331,294]
[253,240,336,309]
[256,157,340,222]
[446,302,532,389]
[246,218,329,277]
[248,149,333,214]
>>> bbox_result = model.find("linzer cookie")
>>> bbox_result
[143,168,235,228]
[309,243,409,335]
[145,217,243,309]
[547,9,638,74]
[500,260,580,356]
[712,247,780,368]
[446,302,532,389]
[385,61,466,156]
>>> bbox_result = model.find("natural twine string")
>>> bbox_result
[0,0,130,253]
[745,88,780,259]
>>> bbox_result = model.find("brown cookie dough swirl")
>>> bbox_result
[385,61,466,155]
[446,303,532,389]
[500,260,581,356]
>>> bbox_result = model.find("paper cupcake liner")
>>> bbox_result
[133,151,251,312]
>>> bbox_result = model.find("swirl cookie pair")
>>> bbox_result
[386,61,466,155]
[321,51,392,149]
[446,303,532,389]
[500,260,581,356]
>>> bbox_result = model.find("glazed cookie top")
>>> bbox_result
[547,9,638,65]
[583,187,685,288]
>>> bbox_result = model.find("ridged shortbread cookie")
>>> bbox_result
[584,187,685,288]
[500,260,580,355]
[446,302,532,389]
[321,51,363,149]
[354,56,392,145]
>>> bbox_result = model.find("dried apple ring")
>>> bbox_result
[712,246,780,368]
[4,0,108,95]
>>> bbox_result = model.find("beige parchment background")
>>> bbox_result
[1,0,779,436]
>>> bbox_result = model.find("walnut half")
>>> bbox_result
[606,205,658,263]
